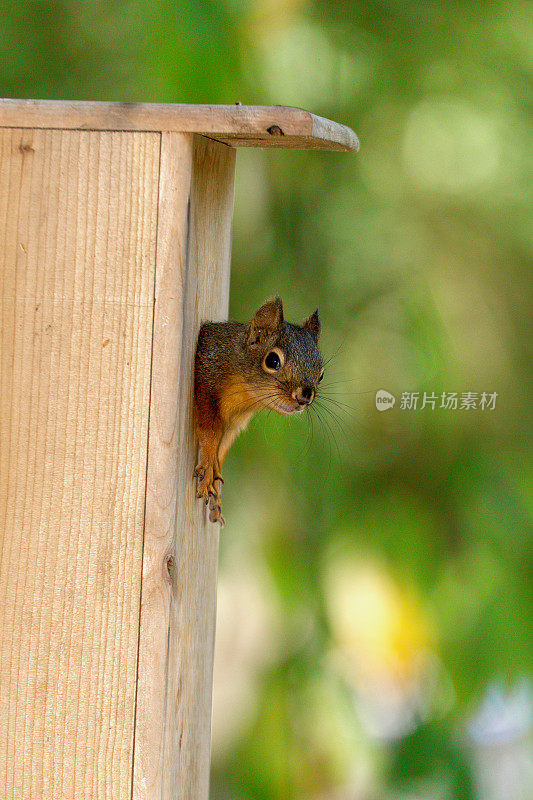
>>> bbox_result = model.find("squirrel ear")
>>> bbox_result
[248,295,284,344]
[303,308,321,342]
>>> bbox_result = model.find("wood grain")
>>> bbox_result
[0,128,159,799]
[0,101,352,799]
[132,133,235,800]
[0,99,359,152]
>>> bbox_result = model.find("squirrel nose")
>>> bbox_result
[295,386,314,405]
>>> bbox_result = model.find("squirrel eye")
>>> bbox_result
[318,370,324,383]
[264,351,281,371]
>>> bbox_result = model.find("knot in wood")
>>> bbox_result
[165,553,175,581]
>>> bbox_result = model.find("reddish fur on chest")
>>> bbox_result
[219,374,256,426]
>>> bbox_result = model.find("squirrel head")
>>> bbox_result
[245,296,324,415]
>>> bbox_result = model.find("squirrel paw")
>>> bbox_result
[194,459,225,525]
[209,499,225,527]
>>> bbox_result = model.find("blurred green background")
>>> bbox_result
[2,1,531,797]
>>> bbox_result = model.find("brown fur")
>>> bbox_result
[194,297,323,525]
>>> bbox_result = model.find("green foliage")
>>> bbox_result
[2,1,531,797]
[388,722,476,800]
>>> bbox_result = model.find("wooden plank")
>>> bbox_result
[163,134,235,800]
[132,133,235,800]
[131,131,194,800]
[0,128,160,799]
[0,99,359,152]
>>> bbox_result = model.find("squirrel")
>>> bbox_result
[194,295,324,525]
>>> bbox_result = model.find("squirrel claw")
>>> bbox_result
[209,505,225,526]
[195,458,225,523]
